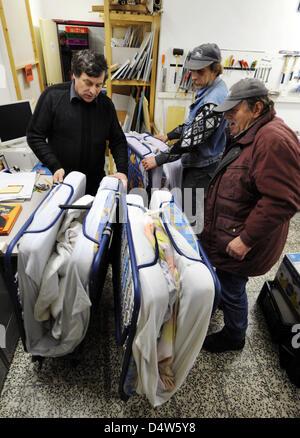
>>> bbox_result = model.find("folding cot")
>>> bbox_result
[126,132,183,195]
[112,188,220,407]
[3,169,220,407]
[3,172,122,361]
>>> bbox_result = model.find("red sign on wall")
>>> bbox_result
[25,64,33,82]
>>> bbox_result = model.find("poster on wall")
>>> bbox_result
[24,64,34,82]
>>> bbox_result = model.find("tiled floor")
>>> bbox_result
[0,214,299,418]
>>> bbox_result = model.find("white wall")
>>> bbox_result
[0,0,43,104]
[0,24,17,103]
[29,0,103,25]
[28,0,43,25]
[159,0,300,53]
[156,0,300,132]
[7,0,300,132]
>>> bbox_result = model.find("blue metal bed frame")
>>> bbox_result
[2,164,220,402]
[3,181,122,363]
[112,191,221,401]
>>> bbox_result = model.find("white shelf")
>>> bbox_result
[157,91,194,100]
[272,96,300,104]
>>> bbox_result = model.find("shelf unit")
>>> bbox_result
[101,0,160,130]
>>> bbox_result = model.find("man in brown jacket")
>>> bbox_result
[201,78,300,352]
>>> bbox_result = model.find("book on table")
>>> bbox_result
[0,204,22,235]
[0,185,23,194]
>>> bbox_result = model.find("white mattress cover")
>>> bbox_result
[127,191,215,406]
[17,175,120,357]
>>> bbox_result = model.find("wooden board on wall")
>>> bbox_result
[142,95,150,132]
[1,0,43,101]
[17,67,41,104]
[0,18,17,101]
[2,0,35,67]
[116,110,127,126]
[166,106,186,133]
[39,18,62,86]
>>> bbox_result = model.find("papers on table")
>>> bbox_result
[0,172,36,201]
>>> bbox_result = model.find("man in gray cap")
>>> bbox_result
[201,78,300,353]
[142,43,228,232]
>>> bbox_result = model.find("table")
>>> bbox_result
[0,175,53,254]
[0,174,52,389]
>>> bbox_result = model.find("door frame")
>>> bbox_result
[53,19,105,83]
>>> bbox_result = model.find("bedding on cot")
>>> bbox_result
[11,173,121,358]
[126,132,182,192]
[4,167,218,408]
[115,189,215,407]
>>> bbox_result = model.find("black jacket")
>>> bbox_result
[27,82,128,194]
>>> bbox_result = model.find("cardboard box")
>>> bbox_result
[65,33,88,39]
[65,26,88,34]
[66,39,88,46]
[257,280,300,343]
[276,253,300,316]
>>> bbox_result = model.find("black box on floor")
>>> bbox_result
[257,280,300,387]
[279,341,300,388]
[275,253,300,318]
[257,280,300,343]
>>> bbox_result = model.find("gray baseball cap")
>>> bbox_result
[214,78,269,112]
[184,43,221,70]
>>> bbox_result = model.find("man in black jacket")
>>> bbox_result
[27,50,128,195]
[59,32,72,82]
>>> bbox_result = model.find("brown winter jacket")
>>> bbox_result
[201,108,300,277]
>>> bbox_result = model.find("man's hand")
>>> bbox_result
[109,172,128,189]
[154,134,168,143]
[142,156,157,171]
[53,168,65,184]
[226,236,252,261]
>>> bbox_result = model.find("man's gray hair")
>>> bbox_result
[245,95,274,113]
[71,50,108,79]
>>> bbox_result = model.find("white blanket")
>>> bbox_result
[17,174,120,357]
[127,191,215,406]
[126,132,177,191]
[135,133,183,191]
[33,195,94,343]
[17,172,87,356]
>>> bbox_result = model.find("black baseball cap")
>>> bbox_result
[214,78,269,112]
[184,43,221,70]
